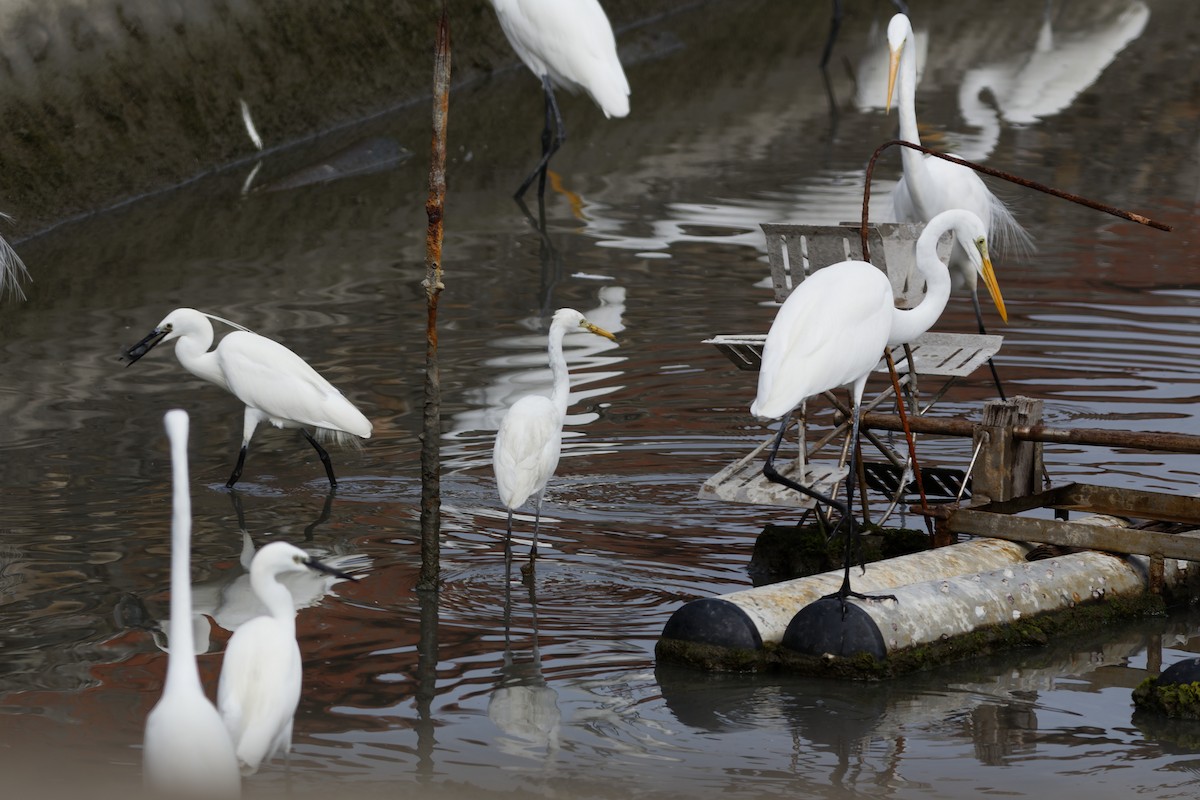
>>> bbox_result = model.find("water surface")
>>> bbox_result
[2,1,1199,798]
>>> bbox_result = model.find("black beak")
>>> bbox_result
[121,327,168,365]
[304,557,360,582]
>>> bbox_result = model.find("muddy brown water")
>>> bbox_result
[1,1,1199,798]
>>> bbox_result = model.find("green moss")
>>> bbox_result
[1133,677,1200,719]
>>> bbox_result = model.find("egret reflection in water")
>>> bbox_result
[488,550,561,758]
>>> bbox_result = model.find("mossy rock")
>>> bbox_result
[1132,677,1200,719]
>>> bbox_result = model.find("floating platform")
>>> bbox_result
[660,494,1200,678]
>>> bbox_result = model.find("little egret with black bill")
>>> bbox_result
[217,540,358,775]
[487,0,630,199]
[752,209,1004,609]
[121,308,371,489]
[493,307,617,565]
[142,409,241,798]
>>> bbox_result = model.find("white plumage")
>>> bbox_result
[217,540,356,775]
[493,308,617,559]
[488,0,630,197]
[753,209,1004,425]
[886,13,1031,301]
[123,307,371,488]
[142,410,241,798]
[752,210,1004,602]
[491,0,629,118]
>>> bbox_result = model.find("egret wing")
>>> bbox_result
[504,0,629,116]
[753,262,893,419]
[494,394,563,510]
[218,332,371,438]
[218,618,303,773]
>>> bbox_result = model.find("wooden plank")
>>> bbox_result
[948,508,1200,562]
[1052,483,1200,526]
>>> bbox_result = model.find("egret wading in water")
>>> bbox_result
[218,540,358,774]
[886,12,1030,395]
[493,308,617,564]
[142,409,241,798]
[488,0,630,199]
[752,209,1005,606]
[122,308,371,489]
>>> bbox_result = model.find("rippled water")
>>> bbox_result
[2,0,1200,798]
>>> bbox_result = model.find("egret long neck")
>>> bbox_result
[164,428,202,695]
[172,322,227,389]
[546,323,571,416]
[251,567,297,634]
[887,215,956,346]
[895,27,929,213]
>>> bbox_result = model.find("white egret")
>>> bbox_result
[886,13,1030,358]
[122,308,372,489]
[142,409,241,798]
[493,307,617,562]
[487,0,630,199]
[217,540,358,775]
[752,209,1004,603]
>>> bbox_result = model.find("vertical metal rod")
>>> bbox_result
[884,350,933,536]
[419,5,451,592]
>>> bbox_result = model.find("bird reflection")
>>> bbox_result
[958,1,1149,135]
[127,493,368,655]
[192,526,367,638]
[487,545,561,758]
[515,190,563,319]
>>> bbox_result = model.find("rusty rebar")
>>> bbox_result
[418,6,450,592]
[859,139,1173,262]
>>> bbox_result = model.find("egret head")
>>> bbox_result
[121,308,206,365]
[553,307,617,341]
[253,541,360,582]
[885,13,912,112]
[955,217,1007,323]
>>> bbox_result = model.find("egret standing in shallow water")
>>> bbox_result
[122,308,371,489]
[493,308,617,563]
[218,540,358,775]
[487,0,630,199]
[142,409,241,798]
[752,209,1004,605]
[885,13,1030,365]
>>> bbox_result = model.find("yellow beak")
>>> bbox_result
[583,320,617,341]
[977,241,1007,323]
[885,46,901,112]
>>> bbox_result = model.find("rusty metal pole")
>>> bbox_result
[418,6,450,592]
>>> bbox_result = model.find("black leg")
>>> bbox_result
[762,413,839,530]
[514,75,565,200]
[226,445,249,489]
[302,429,338,488]
[819,0,843,70]
[529,493,543,562]
[823,406,896,613]
[761,410,896,614]
[971,287,1007,400]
